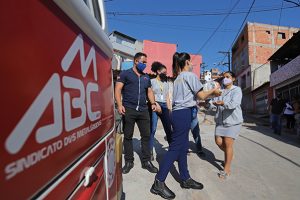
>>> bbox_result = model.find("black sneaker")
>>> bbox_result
[150,179,175,199]
[180,178,204,190]
[197,150,206,157]
[142,161,158,173]
[122,161,134,174]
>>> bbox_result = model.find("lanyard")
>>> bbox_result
[156,78,163,93]
[156,78,165,101]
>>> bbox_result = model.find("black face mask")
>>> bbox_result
[159,73,167,82]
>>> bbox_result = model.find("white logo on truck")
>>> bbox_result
[5,34,101,154]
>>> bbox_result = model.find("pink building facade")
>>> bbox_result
[143,40,202,78]
[190,54,202,79]
[143,40,177,77]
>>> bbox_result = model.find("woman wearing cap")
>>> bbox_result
[213,71,243,179]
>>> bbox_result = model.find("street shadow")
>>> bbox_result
[188,141,223,171]
[198,112,300,168]
[153,138,182,184]
[242,121,300,149]
[131,138,145,164]
[239,134,300,168]
[241,115,300,168]
[131,137,181,183]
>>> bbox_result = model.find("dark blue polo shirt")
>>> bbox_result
[117,68,151,111]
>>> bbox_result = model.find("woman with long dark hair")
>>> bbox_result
[213,71,243,179]
[150,52,221,199]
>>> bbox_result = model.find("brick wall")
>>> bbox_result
[232,22,299,112]
[233,23,299,70]
[254,47,274,64]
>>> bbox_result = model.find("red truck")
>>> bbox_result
[0,0,122,199]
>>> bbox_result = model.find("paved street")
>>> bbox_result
[121,112,300,200]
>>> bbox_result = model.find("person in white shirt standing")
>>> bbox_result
[284,100,295,129]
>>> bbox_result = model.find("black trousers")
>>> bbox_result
[123,107,151,162]
[285,114,295,129]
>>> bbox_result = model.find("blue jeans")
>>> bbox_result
[150,102,172,151]
[156,108,191,182]
[191,107,203,151]
[271,114,282,134]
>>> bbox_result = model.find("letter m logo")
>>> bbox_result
[61,34,97,81]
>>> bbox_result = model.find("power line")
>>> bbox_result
[278,1,284,31]
[274,0,285,49]
[107,5,299,16]
[109,4,284,14]
[220,54,228,65]
[220,0,255,73]
[284,0,300,6]
[109,17,293,34]
[230,0,256,49]
[217,0,232,57]
[108,17,237,32]
[193,0,241,55]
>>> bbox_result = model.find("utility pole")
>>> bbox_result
[218,51,231,71]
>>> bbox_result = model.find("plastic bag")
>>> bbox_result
[203,80,220,91]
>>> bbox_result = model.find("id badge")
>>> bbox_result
[160,94,164,101]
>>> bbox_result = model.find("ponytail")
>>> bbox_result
[172,52,180,77]
[172,52,191,77]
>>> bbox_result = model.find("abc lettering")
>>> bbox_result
[5,34,101,154]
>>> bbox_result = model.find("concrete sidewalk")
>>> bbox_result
[121,112,300,200]
[244,112,300,142]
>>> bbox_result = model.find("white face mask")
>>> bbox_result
[223,77,232,86]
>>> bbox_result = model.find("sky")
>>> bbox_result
[105,0,300,72]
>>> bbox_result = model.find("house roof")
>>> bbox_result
[110,31,137,42]
[269,31,300,61]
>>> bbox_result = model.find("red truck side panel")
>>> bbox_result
[0,1,115,199]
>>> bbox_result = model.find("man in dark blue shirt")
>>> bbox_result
[269,94,286,135]
[115,52,159,174]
